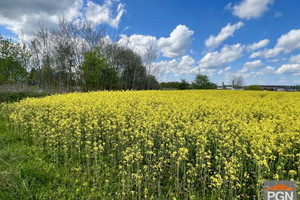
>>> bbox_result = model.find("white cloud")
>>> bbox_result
[276,29,300,53]
[274,11,282,18]
[218,66,231,75]
[224,65,275,85]
[278,77,289,83]
[250,48,281,58]
[268,58,280,62]
[231,0,274,20]
[256,66,275,75]
[199,44,244,70]
[0,0,125,39]
[85,0,125,28]
[158,25,194,58]
[199,68,218,76]
[117,25,194,59]
[205,21,244,49]
[240,60,264,72]
[251,29,300,59]
[289,54,300,64]
[225,3,233,11]
[224,71,257,84]
[101,35,113,45]
[218,70,225,75]
[117,34,158,59]
[154,55,198,76]
[274,53,300,75]
[292,80,300,84]
[225,66,231,71]
[178,55,196,70]
[153,40,276,79]
[276,64,300,75]
[247,39,270,51]
[154,59,179,75]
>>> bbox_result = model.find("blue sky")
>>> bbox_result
[1,0,300,85]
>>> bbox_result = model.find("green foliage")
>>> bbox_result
[1,28,160,92]
[114,47,150,90]
[244,85,264,91]
[210,83,217,89]
[80,48,118,91]
[0,29,161,92]
[178,79,190,90]
[160,81,181,89]
[28,68,38,86]
[160,76,218,90]
[0,112,126,199]
[0,92,49,103]
[0,35,29,84]
[147,75,160,89]
[0,116,85,199]
[290,85,300,91]
[191,74,217,89]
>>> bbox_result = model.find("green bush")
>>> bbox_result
[0,92,49,103]
[244,85,264,91]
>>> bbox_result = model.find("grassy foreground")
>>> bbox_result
[1,90,300,199]
[0,115,83,199]
[0,92,60,199]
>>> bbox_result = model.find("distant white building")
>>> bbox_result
[226,86,234,90]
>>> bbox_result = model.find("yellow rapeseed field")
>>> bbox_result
[5,90,300,199]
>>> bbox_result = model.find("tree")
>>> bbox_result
[30,23,54,89]
[160,82,181,89]
[28,68,38,86]
[178,79,190,90]
[109,46,150,90]
[3,17,160,92]
[191,74,216,89]
[80,49,118,91]
[0,35,29,84]
[143,43,159,89]
[232,75,244,88]
[146,75,160,90]
[30,18,107,91]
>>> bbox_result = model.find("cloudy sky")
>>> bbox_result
[1,0,300,85]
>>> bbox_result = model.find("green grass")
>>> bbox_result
[0,93,112,199]
[0,114,116,199]
[0,94,54,199]
[0,115,77,199]
[0,116,43,199]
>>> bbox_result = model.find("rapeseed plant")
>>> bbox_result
[4,90,300,199]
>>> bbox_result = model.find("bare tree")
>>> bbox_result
[30,22,54,89]
[231,75,244,88]
[29,17,108,91]
[143,43,159,89]
[28,17,159,92]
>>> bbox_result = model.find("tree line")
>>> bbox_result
[0,19,160,92]
[160,74,217,90]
